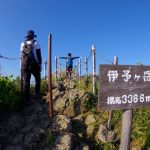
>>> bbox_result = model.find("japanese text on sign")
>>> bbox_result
[98,64,150,110]
[107,70,150,82]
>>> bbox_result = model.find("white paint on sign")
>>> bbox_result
[107,94,149,105]
[107,70,118,82]
[122,70,131,82]
[143,70,150,81]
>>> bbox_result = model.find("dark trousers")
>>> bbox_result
[66,66,72,78]
[21,62,41,99]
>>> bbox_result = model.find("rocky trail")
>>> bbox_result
[0,75,118,150]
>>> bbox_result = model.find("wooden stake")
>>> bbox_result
[85,57,88,76]
[48,34,53,117]
[120,109,133,150]
[92,45,96,95]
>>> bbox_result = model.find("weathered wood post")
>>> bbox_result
[85,57,88,76]
[91,45,96,95]
[120,112,133,149]
[57,57,60,78]
[44,59,47,81]
[48,34,53,117]
[107,56,118,130]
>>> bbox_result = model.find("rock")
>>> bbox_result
[23,105,35,115]
[58,82,66,92]
[7,115,24,133]
[80,142,90,150]
[96,124,117,143]
[25,114,39,129]
[53,97,69,113]
[24,132,42,149]
[54,134,72,150]
[85,115,96,126]
[72,115,86,138]
[69,89,79,100]
[86,126,95,139]
[0,132,9,146]
[34,103,44,113]
[85,115,96,138]
[63,100,76,117]
[82,145,90,150]
[80,93,91,113]
[22,126,32,136]
[11,134,23,145]
[66,81,76,90]
[5,146,23,150]
[51,115,72,133]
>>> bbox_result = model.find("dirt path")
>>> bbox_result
[0,96,51,150]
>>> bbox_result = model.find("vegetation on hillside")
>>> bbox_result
[0,73,150,149]
[0,76,22,110]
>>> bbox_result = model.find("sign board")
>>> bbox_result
[98,64,150,110]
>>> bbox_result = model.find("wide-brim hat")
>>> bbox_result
[25,30,37,38]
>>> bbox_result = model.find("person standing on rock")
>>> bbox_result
[20,30,42,103]
[59,53,79,78]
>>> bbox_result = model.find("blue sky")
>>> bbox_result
[0,0,150,78]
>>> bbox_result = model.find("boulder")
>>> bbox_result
[85,115,96,138]
[54,134,72,150]
[96,124,117,143]
[51,115,72,133]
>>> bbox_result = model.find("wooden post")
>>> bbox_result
[48,34,53,117]
[85,57,88,76]
[44,59,47,81]
[91,45,96,95]
[120,111,133,149]
[57,57,59,78]
[107,56,118,130]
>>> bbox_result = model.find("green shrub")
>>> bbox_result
[0,76,22,110]
[47,129,55,145]
[40,78,48,94]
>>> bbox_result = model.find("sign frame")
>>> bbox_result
[98,64,150,110]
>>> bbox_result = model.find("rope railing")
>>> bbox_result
[97,53,113,64]
[0,54,21,60]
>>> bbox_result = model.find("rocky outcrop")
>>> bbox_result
[0,73,119,150]
[85,115,96,138]
[96,124,118,143]
[0,97,50,150]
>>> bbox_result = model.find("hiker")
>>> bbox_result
[59,53,79,78]
[20,30,42,102]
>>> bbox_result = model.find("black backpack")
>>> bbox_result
[22,40,38,66]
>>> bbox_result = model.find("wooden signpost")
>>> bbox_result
[99,64,150,110]
[99,64,150,150]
